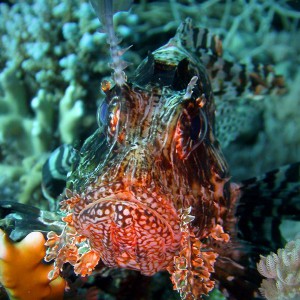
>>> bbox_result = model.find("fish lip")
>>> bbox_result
[77,192,178,231]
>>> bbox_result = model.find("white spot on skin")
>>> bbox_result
[125,218,132,225]
[145,198,153,204]
[153,262,160,269]
[105,209,110,215]
[151,202,157,209]
[148,216,155,223]
[123,208,130,216]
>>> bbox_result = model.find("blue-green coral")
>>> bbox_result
[0,0,135,207]
[0,0,107,147]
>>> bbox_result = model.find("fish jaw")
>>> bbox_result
[46,189,182,277]
[73,191,182,275]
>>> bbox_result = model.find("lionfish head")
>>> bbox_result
[99,46,217,165]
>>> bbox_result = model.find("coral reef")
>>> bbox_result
[134,0,300,179]
[197,0,300,180]
[1,0,299,210]
[0,0,136,209]
[0,229,65,300]
[257,237,300,300]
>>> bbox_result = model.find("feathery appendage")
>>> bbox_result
[89,0,132,86]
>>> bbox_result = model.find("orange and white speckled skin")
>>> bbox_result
[73,188,182,275]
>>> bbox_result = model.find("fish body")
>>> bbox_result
[43,18,293,300]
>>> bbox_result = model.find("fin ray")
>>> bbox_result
[176,18,285,101]
[237,162,300,252]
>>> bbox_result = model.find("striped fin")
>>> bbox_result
[89,0,133,86]
[67,129,110,192]
[0,201,63,242]
[211,163,300,300]
[176,17,223,57]
[236,162,300,253]
[42,144,78,210]
[176,18,285,100]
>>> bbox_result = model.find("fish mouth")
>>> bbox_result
[75,192,182,275]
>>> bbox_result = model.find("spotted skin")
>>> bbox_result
[72,190,182,275]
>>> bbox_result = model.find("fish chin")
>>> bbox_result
[74,192,182,275]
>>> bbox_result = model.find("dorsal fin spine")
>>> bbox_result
[90,0,132,86]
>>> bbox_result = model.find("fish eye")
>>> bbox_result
[174,108,208,159]
[107,100,121,141]
[190,109,207,143]
[97,100,108,128]
[97,93,123,144]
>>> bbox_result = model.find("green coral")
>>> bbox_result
[0,0,135,207]
[207,289,226,300]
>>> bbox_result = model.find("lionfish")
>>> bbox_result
[1,0,299,300]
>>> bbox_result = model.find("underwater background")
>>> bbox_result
[0,0,299,299]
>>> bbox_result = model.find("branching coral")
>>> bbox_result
[257,237,300,300]
[0,229,65,300]
[0,0,135,208]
